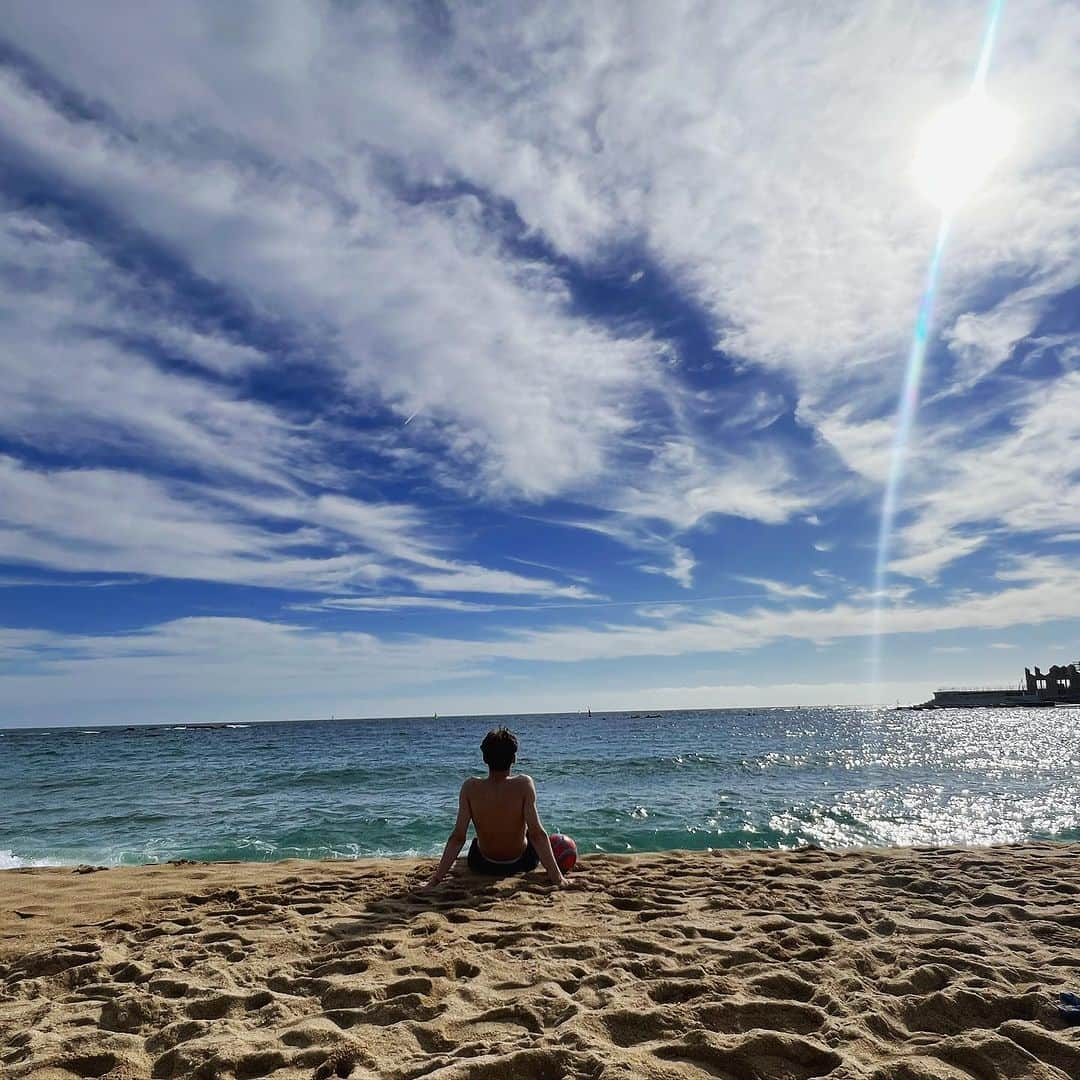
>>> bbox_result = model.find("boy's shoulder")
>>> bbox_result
[463,774,534,788]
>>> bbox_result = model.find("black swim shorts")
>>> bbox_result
[467,837,540,876]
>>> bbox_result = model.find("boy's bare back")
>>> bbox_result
[464,773,533,861]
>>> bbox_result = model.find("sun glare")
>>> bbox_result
[912,92,1015,211]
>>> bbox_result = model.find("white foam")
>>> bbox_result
[0,849,62,870]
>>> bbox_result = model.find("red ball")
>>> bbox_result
[549,833,577,873]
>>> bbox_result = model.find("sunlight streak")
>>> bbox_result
[869,0,1007,697]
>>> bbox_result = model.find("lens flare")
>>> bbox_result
[869,0,1007,697]
[869,219,949,690]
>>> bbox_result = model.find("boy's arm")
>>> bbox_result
[523,777,568,887]
[420,781,472,891]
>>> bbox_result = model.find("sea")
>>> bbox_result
[2,707,1078,869]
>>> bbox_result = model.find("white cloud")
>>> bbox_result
[308,597,499,613]
[0,56,662,505]
[941,293,1044,393]
[409,1,1078,419]
[8,1,1079,382]
[0,0,898,539]
[0,456,379,590]
[504,557,593,585]
[889,535,987,581]
[610,438,811,530]
[0,627,57,661]
[5,556,1079,720]
[408,570,589,599]
[889,372,1080,579]
[634,604,690,621]
[0,456,591,598]
[736,577,824,602]
[0,211,304,488]
[0,574,139,589]
[472,556,1080,665]
[641,545,696,589]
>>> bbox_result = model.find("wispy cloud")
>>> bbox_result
[0,456,590,598]
[641,546,696,589]
[735,577,825,602]
[307,597,499,614]
[6,560,1079,720]
[890,372,1080,580]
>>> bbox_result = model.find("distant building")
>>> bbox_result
[914,661,1080,708]
[1024,663,1080,703]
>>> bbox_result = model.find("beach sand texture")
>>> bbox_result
[2,844,1080,1079]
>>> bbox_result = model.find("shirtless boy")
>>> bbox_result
[420,727,568,890]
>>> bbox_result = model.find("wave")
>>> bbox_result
[0,849,63,870]
[244,763,466,794]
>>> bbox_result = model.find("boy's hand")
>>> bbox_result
[547,872,569,888]
[417,874,441,894]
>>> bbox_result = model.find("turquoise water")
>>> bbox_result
[2,707,1079,868]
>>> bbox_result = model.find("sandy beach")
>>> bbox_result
[2,844,1079,1079]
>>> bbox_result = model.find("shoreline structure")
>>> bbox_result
[2,844,1080,1078]
[907,660,1080,709]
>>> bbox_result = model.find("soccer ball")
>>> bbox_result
[549,833,577,873]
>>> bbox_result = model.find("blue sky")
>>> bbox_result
[1,1,1077,728]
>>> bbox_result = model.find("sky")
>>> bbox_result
[0,0,1078,728]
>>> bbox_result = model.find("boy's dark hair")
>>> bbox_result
[481,727,518,771]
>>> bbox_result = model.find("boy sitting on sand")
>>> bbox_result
[420,727,568,890]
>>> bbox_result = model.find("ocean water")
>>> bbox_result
[2,707,1079,869]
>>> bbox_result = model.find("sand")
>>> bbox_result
[2,845,1080,1080]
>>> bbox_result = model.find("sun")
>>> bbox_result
[912,92,1016,211]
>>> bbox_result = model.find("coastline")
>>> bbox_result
[3,844,1080,1079]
